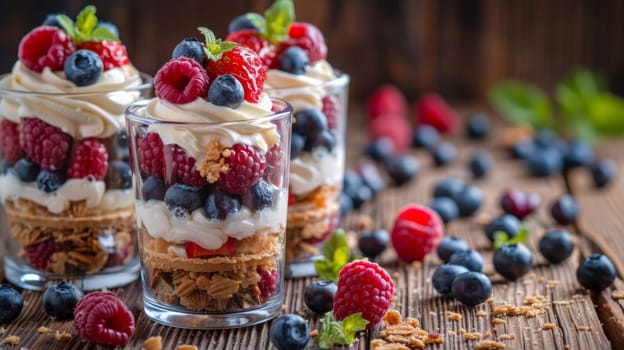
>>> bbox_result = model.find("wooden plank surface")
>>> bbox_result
[1,112,623,349]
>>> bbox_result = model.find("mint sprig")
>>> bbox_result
[242,0,294,44]
[493,224,530,250]
[198,27,238,62]
[317,313,368,349]
[57,5,119,44]
[314,229,353,282]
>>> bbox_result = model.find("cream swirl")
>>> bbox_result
[0,61,142,138]
[289,148,344,195]
[143,93,280,159]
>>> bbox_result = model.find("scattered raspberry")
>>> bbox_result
[391,204,444,262]
[263,143,283,187]
[226,29,276,71]
[78,41,130,71]
[366,85,408,120]
[74,292,134,347]
[333,260,394,329]
[18,26,75,72]
[368,114,411,151]
[19,117,71,171]
[137,132,164,178]
[414,93,457,133]
[67,138,108,180]
[155,57,210,104]
[25,239,58,270]
[174,146,207,187]
[219,143,266,195]
[0,120,23,164]
[207,46,265,104]
[257,267,278,299]
[278,22,327,64]
[322,95,340,130]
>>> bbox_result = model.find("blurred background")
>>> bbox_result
[0,0,623,104]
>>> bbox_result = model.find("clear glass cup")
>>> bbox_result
[0,74,152,291]
[126,98,292,329]
[265,73,350,278]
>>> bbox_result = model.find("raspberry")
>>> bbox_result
[391,205,444,262]
[278,22,327,64]
[74,292,134,347]
[333,260,394,328]
[25,239,58,270]
[257,267,278,299]
[303,215,337,244]
[67,138,108,180]
[78,41,130,71]
[414,93,457,134]
[19,117,71,171]
[226,29,276,70]
[137,132,164,178]
[219,143,266,195]
[18,26,75,72]
[155,57,210,104]
[322,95,340,130]
[368,114,411,151]
[0,120,23,164]
[174,146,207,187]
[366,85,408,120]
[263,143,283,187]
[207,46,265,104]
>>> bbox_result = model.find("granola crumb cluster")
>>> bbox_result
[371,310,444,349]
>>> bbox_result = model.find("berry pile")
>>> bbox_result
[428,177,483,223]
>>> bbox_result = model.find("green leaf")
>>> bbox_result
[263,0,294,43]
[342,313,369,340]
[56,15,76,38]
[489,81,553,129]
[317,313,368,349]
[90,26,120,42]
[556,69,604,118]
[493,224,530,250]
[314,229,350,282]
[587,93,624,135]
[493,231,510,250]
[199,27,238,62]
[246,13,267,34]
[76,5,98,36]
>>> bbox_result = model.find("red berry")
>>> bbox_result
[226,29,276,71]
[155,57,210,104]
[263,143,283,187]
[333,260,394,328]
[74,292,134,347]
[322,95,340,130]
[78,41,130,71]
[0,120,23,164]
[185,237,236,258]
[219,144,266,195]
[366,85,408,120]
[391,205,444,262]
[18,26,75,73]
[67,138,108,180]
[257,267,278,299]
[278,22,327,64]
[174,146,207,187]
[207,46,266,103]
[500,189,541,220]
[137,132,164,178]
[19,117,71,171]
[368,114,411,151]
[25,239,58,270]
[414,93,457,134]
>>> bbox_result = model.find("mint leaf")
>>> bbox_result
[56,15,76,38]
[89,26,119,42]
[76,5,98,36]
[588,93,624,135]
[493,231,510,250]
[199,27,238,61]
[246,13,267,34]
[317,313,368,349]
[489,81,553,129]
[263,0,294,43]
[556,69,604,119]
[315,229,350,282]
[493,224,530,250]
[342,313,369,340]
[56,6,120,43]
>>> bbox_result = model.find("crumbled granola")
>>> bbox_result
[143,336,163,350]
[445,311,462,321]
[476,310,487,317]
[54,331,72,341]
[197,141,229,183]
[178,345,198,350]
[474,340,506,349]
[612,290,624,300]
[1,335,20,345]
[541,323,556,330]
[372,310,444,349]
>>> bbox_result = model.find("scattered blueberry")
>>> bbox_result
[365,137,395,161]
[550,194,579,225]
[485,214,522,242]
[527,147,563,177]
[0,285,23,324]
[469,151,493,178]
[290,133,305,159]
[208,74,244,109]
[242,179,275,211]
[42,13,62,27]
[36,170,65,193]
[454,185,483,217]
[304,281,337,314]
[293,109,328,140]
[97,21,119,38]
[305,130,336,152]
[510,140,536,160]
[449,249,484,272]
[105,160,132,189]
[172,37,208,66]
[466,113,490,139]
[576,254,616,291]
[452,271,492,306]
[358,229,390,260]
[228,13,260,33]
[0,160,9,174]
[42,281,83,320]
[431,142,457,166]
[10,158,40,182]
[339,192,353,216]
[64,50,103,87]
[433,177,465,199]
[412,125,439,149]
[539,229,574,263]
[533,129,558,148]
[500,189,541,220]
[433,264,469,297]
[279,46,309,75]
[164,183,208,215]
[205,189,241,220]
[437,236,470,263]
[384,154,420,186]
[564,140,594,168]
[591,159,616,188]
[142,176,166,201]
[428,197,459,224]
[493,243,533,280]
[358,162,385,195]
[270,313,310,350]
[115,130,129,161]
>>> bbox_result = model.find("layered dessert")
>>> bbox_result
[227,0,349,268]
[0,6,146,288]
[127,28,290,318]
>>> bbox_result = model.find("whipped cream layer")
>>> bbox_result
[0,61,142,138]
[0,172,133,214]
[264,60,337,112]
[143,93,280,159]
[136,190,287,250]
[289,147,344,195]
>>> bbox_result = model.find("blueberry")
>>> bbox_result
[172,37,207,66]
[293,109,327,140]
[208,74,244,109]
[64,50,103,87]
[343,170,363,194]
[564,140,594,168]
[205,189,241,220]
[228,13,260,33]
[511,140,536,160]
[365,137,395,161]
[164,183,208,215]
[269,314,310,350]
[339,192,353,216]
[384,154,420,186]
[42,13,62,27]
[433,177,465,199]
[533,129,558,148]
[527,147,563,177]
[358,162,385,195]
[10,158,40,182]
[432,264,469,297]
[431,142,457,166]
[345,183,373,209]
[142,176,166,201]
[36,170,65,193]
[550,194,578,225]
[0,160,9,174]
[449,249,484,272]
[42,281,83,320]
[105,160,132,189]
[493,243,533,280]
[97,21,120,38]
[466,113,490,139]
[484,214,521,242]
[576,253,616,291]
[242,179,275,211]
[278,46,309,75]
[0,285,23,324]
[469,151,493,178]
[437,236,470,263]
[358,229,390,260]
[539,229,574,263]
[591,159,616,188]
[303,281,337,314]
[454,185,483,217]
[452,271,492,306]
[305,130,335,152]
[411,125,439,149]
[290,133,305,159]
[115,130,129,161]
[428,197,459,224]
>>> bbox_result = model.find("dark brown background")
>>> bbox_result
[1,0,623,104]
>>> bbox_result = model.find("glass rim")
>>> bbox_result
[124,97,293,127]
[264,71,350,94]
[0,72,153,97]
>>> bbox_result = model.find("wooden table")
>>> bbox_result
[1,109,623,350]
